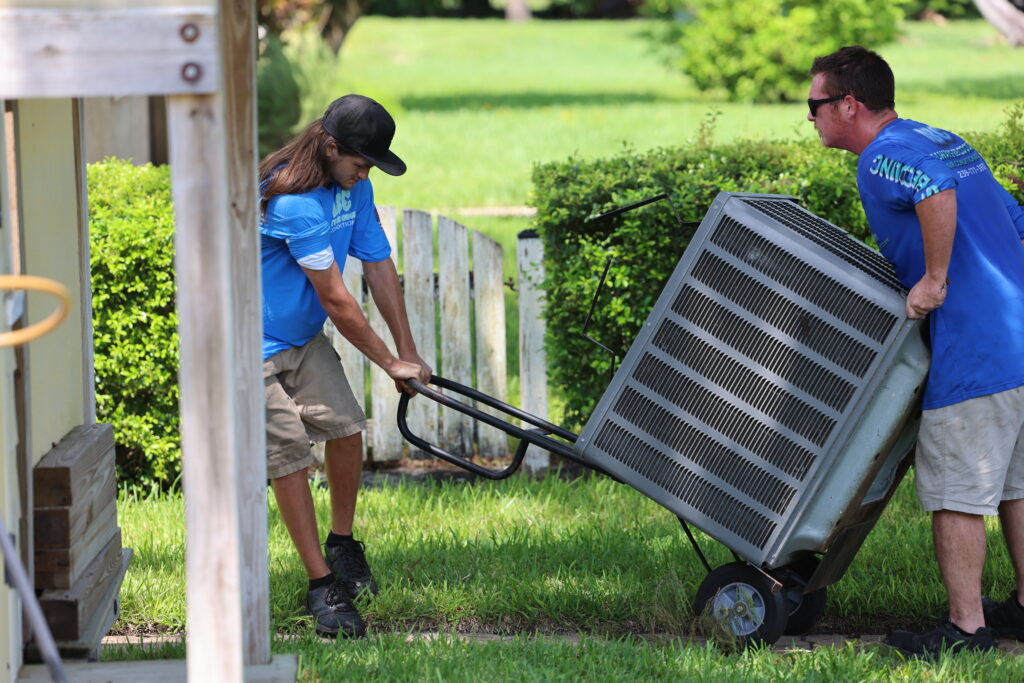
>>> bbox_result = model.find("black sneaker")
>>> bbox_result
[885,619,997,658]
[305,579,366,638]
[983,591,1024,639]
[325,537,379,601]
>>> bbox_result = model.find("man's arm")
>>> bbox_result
[302,264,421,383]
[907,188,957,319]
[362,257,432,385]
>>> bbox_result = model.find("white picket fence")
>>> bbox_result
[320,207,550,473]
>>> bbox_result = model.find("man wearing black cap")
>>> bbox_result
[258,94,431,637]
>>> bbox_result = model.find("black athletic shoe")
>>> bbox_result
[885,619,997,658]
[305,579,366,638]
[983,591,1024,640]
[325,538,379,601]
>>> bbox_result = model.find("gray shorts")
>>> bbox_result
[915,384,1024,515]
[264,333,366,479]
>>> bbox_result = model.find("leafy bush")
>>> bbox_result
[978,102,1024,201]
[89,160,181,486]
[531,114,1024,426]
[648,0,908,102]
[257,35,303,159]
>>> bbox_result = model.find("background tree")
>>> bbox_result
[974,0,1024,44]
[259,0,374,53]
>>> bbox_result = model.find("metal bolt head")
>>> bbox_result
[181,62,202,83]
[180,22,200,43]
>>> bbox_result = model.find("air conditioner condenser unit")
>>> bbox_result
[574,191,929,642]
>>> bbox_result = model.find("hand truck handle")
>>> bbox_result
[397,375,579,479]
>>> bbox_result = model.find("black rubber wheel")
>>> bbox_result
[782,585,827,636]
[694,562,787,649]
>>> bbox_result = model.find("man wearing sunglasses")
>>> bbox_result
[807,46,1024,657]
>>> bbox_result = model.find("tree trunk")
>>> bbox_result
[974,0,1024,45]
[505,0,531,22]
[319,0,374,54]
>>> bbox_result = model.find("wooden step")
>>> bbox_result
[33,424,115,508]
[38,530,125,641]
[34,497,117,590]
[25,548,133,663]
[33,423,119,590]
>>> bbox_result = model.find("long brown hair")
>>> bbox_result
[258,119,335,216]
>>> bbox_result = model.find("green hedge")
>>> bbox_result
[89,159,181,486]
[531,107,1024,427]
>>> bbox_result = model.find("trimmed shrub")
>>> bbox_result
[89,159,181,486]
[531,117,1024,427]
[648,0,908,102]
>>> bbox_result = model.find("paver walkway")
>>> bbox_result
[100,632,1024,654]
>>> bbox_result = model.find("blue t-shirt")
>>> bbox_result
[260,179,391,360]
[857,118,1024,409]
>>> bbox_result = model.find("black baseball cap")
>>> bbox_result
[322,94,406,176]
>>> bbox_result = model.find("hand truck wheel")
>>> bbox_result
[694,561,787,648]
[781,585,827,636]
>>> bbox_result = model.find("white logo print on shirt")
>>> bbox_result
[334,189,352,218]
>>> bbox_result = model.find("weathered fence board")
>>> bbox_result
[368,206,404,461]
[473,230,509,459]
[437,216,473,458]
[322,207,547,469]
[403,209,438,457]
[517,230,549,474]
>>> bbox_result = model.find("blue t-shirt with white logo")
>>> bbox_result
[260,179,391,360]
[857,118,1024,409]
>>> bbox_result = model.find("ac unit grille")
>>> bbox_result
[632,354,817,479]
[670,286,856,412]
[576,192,913,559]
[711,217,898,343]
[742,198,904,292]
[593,421,776,548]
[652,319,836,446]
[612,387,797,515]
[692,252,876,377]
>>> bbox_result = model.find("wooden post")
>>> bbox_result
[71,99,96,425]
[82,97,152,165]
[168,91,246,682]
[517,230,549,474]
[472,231,508,458]
[437,216,473,457]
[402,209,437,456]
[369,206,404,461]
[217,0,270,666]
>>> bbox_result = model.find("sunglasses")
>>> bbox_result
[807,94,865,116]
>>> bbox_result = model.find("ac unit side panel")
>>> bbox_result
[763,321,929,567]
[576,192,917,561]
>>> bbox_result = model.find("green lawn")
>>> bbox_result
[112,469,1024,677]
[276,17,1024,411]
[282,17,1024,216]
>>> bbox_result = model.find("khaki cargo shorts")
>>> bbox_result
[915,384,1024,515]
[264,333,366,480]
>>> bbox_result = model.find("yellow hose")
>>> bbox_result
[0,275,70,348]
